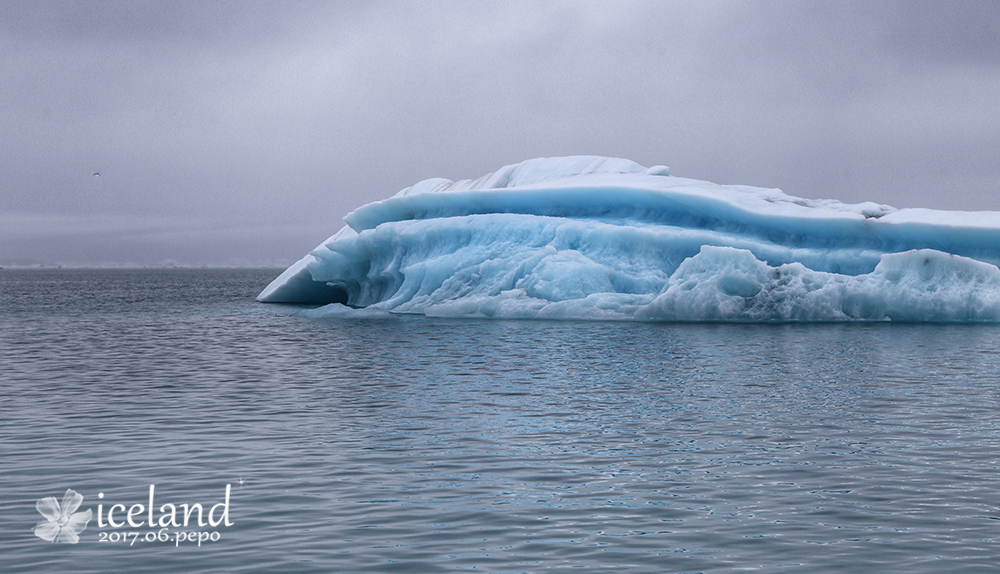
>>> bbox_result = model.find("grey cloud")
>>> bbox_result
[1,1,998,266]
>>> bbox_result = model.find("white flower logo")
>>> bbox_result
[34,489,93,543]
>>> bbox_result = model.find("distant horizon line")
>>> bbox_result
[0,263,287,270]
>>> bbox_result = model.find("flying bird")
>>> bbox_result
[93,172,100,177]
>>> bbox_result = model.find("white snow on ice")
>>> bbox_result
[259,156,1000,322]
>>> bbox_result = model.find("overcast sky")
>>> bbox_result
[2,0,998,267]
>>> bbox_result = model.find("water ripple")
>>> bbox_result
[2,270,1000,572]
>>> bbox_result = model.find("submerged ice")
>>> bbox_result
[259,156,1000,322]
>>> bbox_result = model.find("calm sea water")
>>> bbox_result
[2,268,1000,573]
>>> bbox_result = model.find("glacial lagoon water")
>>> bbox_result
[2,268,1000,572]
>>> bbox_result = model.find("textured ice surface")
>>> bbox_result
[260,156,1000,322]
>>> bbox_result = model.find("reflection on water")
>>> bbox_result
[2,269,1000,573]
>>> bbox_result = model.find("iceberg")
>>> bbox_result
[259,156,1000,322]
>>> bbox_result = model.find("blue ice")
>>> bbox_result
[259,156,1000,322]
